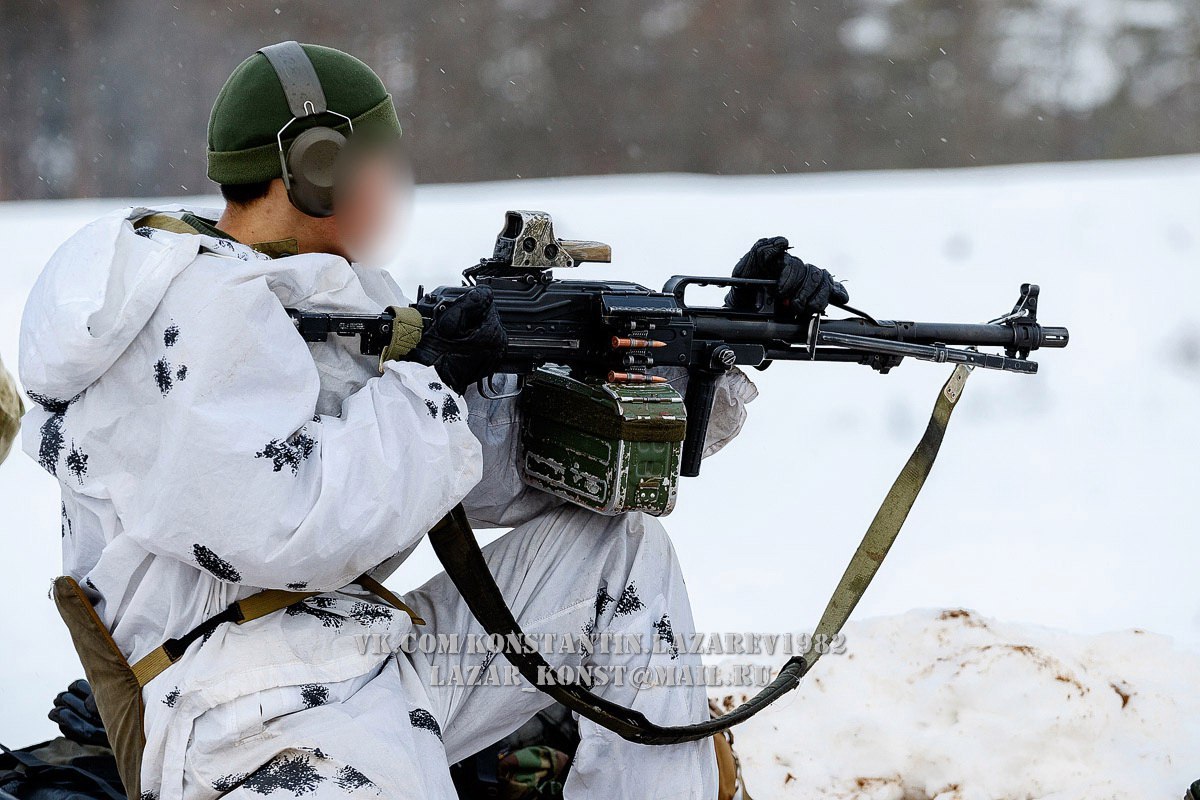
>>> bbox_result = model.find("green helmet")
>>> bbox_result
[206,43,402,186]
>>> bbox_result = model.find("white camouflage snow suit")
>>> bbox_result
[19,207,757,799]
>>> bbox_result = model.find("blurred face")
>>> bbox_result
[333,142,413,265]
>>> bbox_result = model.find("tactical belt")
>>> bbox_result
[130,574,423,686]
[429,365,972,745]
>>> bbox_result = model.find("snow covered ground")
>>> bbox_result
[726,609,1200,799]
[1,157,1197,796]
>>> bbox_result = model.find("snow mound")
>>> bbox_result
[718,609,1200,800]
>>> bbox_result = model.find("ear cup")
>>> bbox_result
[284,126,347,217]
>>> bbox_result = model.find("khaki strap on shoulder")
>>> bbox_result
[132,213,198,235]
[378,305,424,371]
[131,575,423,686]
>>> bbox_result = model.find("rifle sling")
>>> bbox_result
[428,364,972,745]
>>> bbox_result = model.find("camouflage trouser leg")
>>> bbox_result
[404,503,718,800]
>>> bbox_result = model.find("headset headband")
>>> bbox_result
[257,41,354,216]
[258,41,354,152]
[258,41,328,117]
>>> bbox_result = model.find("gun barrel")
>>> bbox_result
[693,313,1068,351]
[820,318,1068,349]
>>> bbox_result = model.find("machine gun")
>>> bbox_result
[289,210,1069,479]
[286,211,1071,744]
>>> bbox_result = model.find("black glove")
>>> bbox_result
[408,286,506,395]
[727,236,849,318]
[49,679,109,747]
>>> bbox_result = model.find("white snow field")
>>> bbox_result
[1,157,1197,796]
[723,609,1200,799]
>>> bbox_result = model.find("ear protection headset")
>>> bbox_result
[258,41,352,218]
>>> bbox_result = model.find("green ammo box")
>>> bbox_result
[519,367,686,516]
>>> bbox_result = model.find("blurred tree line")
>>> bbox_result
[1,0,1199,200]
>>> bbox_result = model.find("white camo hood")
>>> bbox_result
[19,207,204,402]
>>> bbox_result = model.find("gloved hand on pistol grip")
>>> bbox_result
[407,285,506,395]
[727,236,849,318]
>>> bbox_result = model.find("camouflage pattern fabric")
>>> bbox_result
[497,746,570,800]
[0,353,22,466]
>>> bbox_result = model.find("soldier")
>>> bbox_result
[19,42,843,800]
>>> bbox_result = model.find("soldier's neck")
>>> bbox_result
[217,183,348,259]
